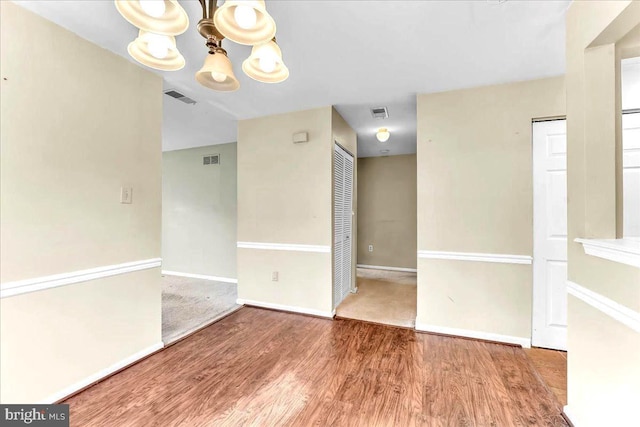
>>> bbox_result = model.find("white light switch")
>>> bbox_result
[120,187,133,204]
[272,271,279,281]
[368,245,374,252]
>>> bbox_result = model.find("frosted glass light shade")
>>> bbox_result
[213,0,276,45]
[242,40,289,83]
[195,52,240,92]
[127,30,185,71]
[115,0,189,35]
[376,128,390,142]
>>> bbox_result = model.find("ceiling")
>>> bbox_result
[15,0,570,156]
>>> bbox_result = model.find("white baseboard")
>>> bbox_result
[356,264,417,273]
[236,298,334,318]
[415,322,531,348]
[161,270,237,284]
[40,341,164,404]
[563,405,581,426]
[237,242,331,253]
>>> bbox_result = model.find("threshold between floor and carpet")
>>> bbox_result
[162,274,241,344]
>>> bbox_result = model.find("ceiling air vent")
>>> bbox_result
[370,106,388,119]
[164,89,197,105]
[203,154,220,165]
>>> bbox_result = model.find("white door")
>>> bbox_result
[532,119,568,350]
[333,144,353,310]
[623,112,640,238]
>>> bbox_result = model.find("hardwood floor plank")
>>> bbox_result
[423,333,476,426]
[64,308,567,427]
[490,345,569,426]
[525,347,568,406]
[289,319,379,426]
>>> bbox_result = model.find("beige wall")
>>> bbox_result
[162,143,237,279]
[237,107,356,314]
[357,154,417,269]
[416,77,565,339]
[0,2,162,403]
[238,107,332,246]
[237,107,334,314]
[565,2,640,425]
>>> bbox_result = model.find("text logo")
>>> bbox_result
[1,405,69,427]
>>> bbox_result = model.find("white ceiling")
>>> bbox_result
[15,0,570,156]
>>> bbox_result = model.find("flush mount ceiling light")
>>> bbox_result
[127,30,185,71]
[376,128,390,142]
[116,0,288,92]
[242,38,289,83]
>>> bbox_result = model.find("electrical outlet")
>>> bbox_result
[272,271,279,281]
[120,187,133,204]
[368,245,374,252]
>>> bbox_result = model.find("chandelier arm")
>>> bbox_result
[208,0,218,21]
[197,0,206,19]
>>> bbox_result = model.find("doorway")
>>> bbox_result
[334,153,417,328]
[161,144,241,345]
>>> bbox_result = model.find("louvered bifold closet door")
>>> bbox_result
[341,152,353,302]
[333,147,345,310]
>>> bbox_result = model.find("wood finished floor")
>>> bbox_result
[524,348,567,407]
[65,307,568,426]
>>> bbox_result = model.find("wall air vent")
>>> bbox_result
[164,89,197,105]
[203,154,220,165]
[370,107,388,119]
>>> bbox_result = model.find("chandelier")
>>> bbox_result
[114,0,289,91]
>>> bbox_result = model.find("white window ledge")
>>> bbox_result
[575,238,640,268]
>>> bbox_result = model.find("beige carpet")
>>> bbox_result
[162,275,241,344]
[336,268,417,328]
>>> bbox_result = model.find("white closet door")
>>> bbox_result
[341,150,354,302]
[623,112,640,238]
[333,144,353,310]
[333,148,345,309]
[532,119,568,351]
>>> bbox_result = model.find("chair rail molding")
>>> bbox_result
[567,281,640,333]
[417,250,532,265]
[1,258,162,298]
[237,242,331,253]
[575,238,640,268]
